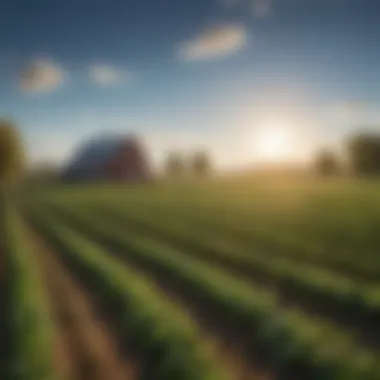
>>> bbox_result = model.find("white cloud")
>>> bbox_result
[252,0,272,18]
[219,0,273,18]
[88,64,131,87]
[19,59,64,94]
[179,24,247,61]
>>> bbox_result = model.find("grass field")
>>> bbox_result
[3,178,380,380]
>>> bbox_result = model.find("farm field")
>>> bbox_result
[3,178,380,380]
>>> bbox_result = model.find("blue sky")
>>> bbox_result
[1,0,380,169]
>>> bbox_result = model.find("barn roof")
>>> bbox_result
[63,134,140,177]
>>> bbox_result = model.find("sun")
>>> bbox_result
[255,127,292,161]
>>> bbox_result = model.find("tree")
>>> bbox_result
[165,152,185,178]
[347,133,380,176]
[0,120,25,187]
[191,151,212,177]
[0,120,25,236]
[313,149,340,176]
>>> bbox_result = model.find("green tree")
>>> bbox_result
[165,152,185,178]
[0,120,25,188]
[191,151,212,177]
[347,133,380,176]
[313,149,340,176]
[0,120,25,245]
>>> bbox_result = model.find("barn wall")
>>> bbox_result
[100,140,152,181]
[61,136,153,182]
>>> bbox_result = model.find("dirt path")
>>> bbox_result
[29,229,139,380]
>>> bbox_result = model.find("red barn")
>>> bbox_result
[62,134,152,182]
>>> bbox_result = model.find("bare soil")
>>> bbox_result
[29,229,139,380]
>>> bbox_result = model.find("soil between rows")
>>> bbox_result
[28,216,273,380]
[29,228,139,380]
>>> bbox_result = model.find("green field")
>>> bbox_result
[3,178,380,380]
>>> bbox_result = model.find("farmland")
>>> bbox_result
[3,178,380,380]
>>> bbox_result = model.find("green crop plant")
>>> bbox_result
[35,204,380,380]
[3,205,57,380]
[92,204,380,331]
[29,208,228,380]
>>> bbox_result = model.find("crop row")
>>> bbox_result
[93,203,380,332]
[39,203,380,380]
[3,205,56,380]
[29,207,227,380]
[108,200,378,280]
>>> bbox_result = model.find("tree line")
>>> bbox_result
[314,133,380,177]
[2,119,380,185]
[165,151,212,178]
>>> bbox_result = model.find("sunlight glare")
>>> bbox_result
[255,127,292,161]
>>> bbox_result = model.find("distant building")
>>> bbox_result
[62,134,152,182]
